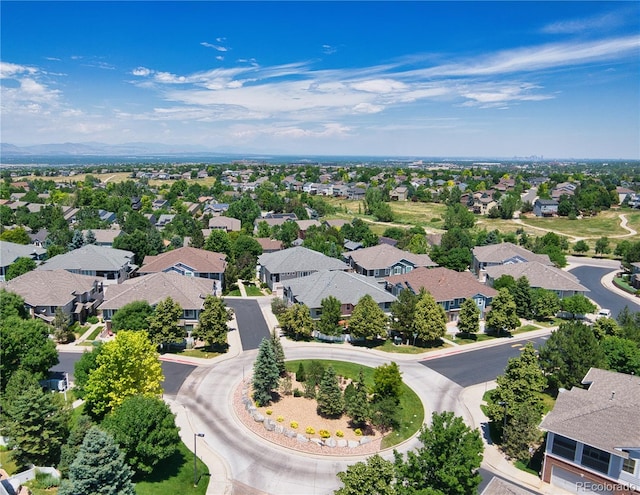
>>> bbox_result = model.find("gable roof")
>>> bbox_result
[540,368,640,456]
[472,242,552,265]
[283,270,396,309]
[0,269,100,307]
[255,238,284,251]
[258,246,348,274]
[101,272,214,311]
[37,244,134,272]
[208,216,241,231]
[140,247,227,274]
[81,229,122,244]
[385,266,498,301]
[485,261,587,292]
[344,243,437,270]
[0,241,46,268]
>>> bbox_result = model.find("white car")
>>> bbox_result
[597,308,611,319]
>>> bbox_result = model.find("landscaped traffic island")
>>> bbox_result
[235,355,424,455]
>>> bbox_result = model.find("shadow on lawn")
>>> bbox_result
[135,447,186,482]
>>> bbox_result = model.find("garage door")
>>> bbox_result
[551,466,613,495]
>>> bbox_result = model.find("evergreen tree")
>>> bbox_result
[317,295,343,336]
[189,226,205,248]
[512,276,532,319]
[102,395,181,475]
[147,296,184,349]
[68,228,85,250]
[58,415,94,477]
[457,298,480,336]
[348,294,388,340]
[193,295,232,349]
[316,366,345,418]
[269,328,286,376]
[390,289,418,336]
[252,338,280,406]
[84,229,97,245]
[413,290,447,342]
[486,288,521,335]
[344,369,370,427]
[295,362,306,382]
[58,426,135,495]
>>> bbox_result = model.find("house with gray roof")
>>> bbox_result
[100,272,216,332]
[282,270,396,319]
[540,368,640,494]
[343,243,437,278]
[37,244,135,285]
[471,242,553,281]
[81,229,123,247]
[385,266,497,321]
[485,261,588,299]
[258,246,349,295]
[0,269,104,323]
[533,198,559,217]
[208,216,241,232]
[0,240,46,281]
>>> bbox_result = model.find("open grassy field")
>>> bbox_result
[520,211,629,239]
[41,171,219,189]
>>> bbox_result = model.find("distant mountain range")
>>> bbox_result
[0,141,228,156]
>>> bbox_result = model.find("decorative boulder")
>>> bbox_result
[359,436,372,445]
[264,419,276,431]
[347,440,359,448]
[310,438,322,446]
[325,437,337,448]
[337,439,347,448]
[275,424,284,434]
[284,429,296,438]
[252,413,264,422]
[296,434,309,443]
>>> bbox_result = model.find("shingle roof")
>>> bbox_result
[481,477,538,495]
[283,270,396,309]
[472,242,552,265]
[0,240,46,268]
[385,266,498,302]
[81,229,122,244]
[485,261,587,292]
[208,216,241,231]
[100,272,214,311]
[345,244,437,270]
[539,368,640,455]
[0,269,100,306]
[255,238,284,251]
[140,247,227,274]
[258,246,348,274]
[295,219,321,231]
[37,244,134,272]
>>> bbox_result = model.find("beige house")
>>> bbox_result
[344,243,437,278]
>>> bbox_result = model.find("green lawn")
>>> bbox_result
[284,359,424,448]
[450,333,495,345]
[372,339,431,354]
[244,285,263,296]
[520,213,627,239]
[86,325,104,340]
[135,441,209,495]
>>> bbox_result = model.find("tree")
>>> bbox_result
[0,226,31,244]
[316,366,345,418]
[1,372,69,467]
[512,276,532,319]
[335,454,396,495]
[573,240,589,254]
[390,289,418,336]
[413,290,447,342]
[502,403,543,462]
[5,256,37,281]
[344,369,370,427]
[58,415,93,477]
[252,338,280,406]
[457,298,480,336]
[486,288,520,335]
[102,395,181,475]
[204,229,232,256]
[193,295,233,349]
[601,336,640,376]
[530,288,560,320]
[147,296,184,349]
[539,321,606,390]
[394,411,483,495]
[84,229,97,245]
[270,328,286,376]
[58,426,135,495]
[443,203,476,230]
[595,236,611,256]
[69,228,85,250]
[560,294,596,319]
[592,317,620,340]
[0,288,28,320]
[52,307,74,343]
[74,345,103,399]
[110,300,154,332]
[317,295,343,336]
[0,316,59,392]
[369,395,401,432]
[227,195,261,230]
[84,330,164,419]
[348,294,388,340]
[372,362,403,404]
[280,303,314,340]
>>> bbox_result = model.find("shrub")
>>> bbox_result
[290,421,298,429]
[296,362,306,382]
[336,430,344,437]
[306,426,315,435]
[32,471,60,489]
[293,388,302,397]
[265,409,273,415]
[87,315,99,324]
[319,429,331,439]
[276,415,284,423]
[354,428,363,436]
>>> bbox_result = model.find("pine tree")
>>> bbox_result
[345,369,370,427]
[269,328,286,376]
[316,366,344,418]
[68,229,85,250]
[252,338,280,406]
[58,426,135,495]
[84,229,97,245]
[295,362,306,382]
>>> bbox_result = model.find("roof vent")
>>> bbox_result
[610,391,616,400]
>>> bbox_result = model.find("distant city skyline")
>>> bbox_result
[1,1,639,159]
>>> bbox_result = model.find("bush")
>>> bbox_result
[296,362,306,382]
[319,429,331,438]
[32,471,60,489]
[265,409,272,415]
[87,315,99,324]
[336,430,344,438]
[271,297,288,316]
[276,415,284,423]
[290,421,298,429]
[354,428,363,436]
[293,388,302,397]
[306,426,315,435]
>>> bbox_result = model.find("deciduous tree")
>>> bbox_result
[193,295,232,349]
[111,300,154,332]
[390,289,418,336]
[335,454,397,495]
[372,362,403,404]
[317,295,343,337]
[413,290,447,342]
[457,298,480,336]
[5,256,37,280]
[348,294,388,340]
[147,296,184,349]
[486,288,520,335]
[280,303,314,340]
[560,294,596,319]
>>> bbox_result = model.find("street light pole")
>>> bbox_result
[193,433,205,487]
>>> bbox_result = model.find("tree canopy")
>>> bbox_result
[146,296,184,349]
[193,295,233,349]
[413,290,447,342]
[348,294,388,340]
[110,300,154,332]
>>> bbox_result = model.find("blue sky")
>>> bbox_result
[2,1,639,159]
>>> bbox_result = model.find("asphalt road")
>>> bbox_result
[568,265,640,318]
[226,298,271,350]
[54,352,195,396]
[420,336,549,387]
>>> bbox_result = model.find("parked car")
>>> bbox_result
[597,308,611,319]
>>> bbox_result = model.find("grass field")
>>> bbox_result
[520,210,628,239]
[284,359,424,448]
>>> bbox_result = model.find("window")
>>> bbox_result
[581,445,610,474]
[622,457,636,475]
[551,435,577,461]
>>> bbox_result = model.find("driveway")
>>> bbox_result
[225,299,271,351]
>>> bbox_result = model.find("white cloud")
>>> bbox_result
[350,79,407,94]
[353,102,384,114]
[322,44,337,55]
[201,41,228,52]
[0,62,37,78]
[542,11,627,34]
[216,56,224,61]
[132,67,152,77]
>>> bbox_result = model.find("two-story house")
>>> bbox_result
[540,368,640,494]
[0,240,46,282]
[533,198,559,217]
[471,242,553,282]
[343,243,437,278]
